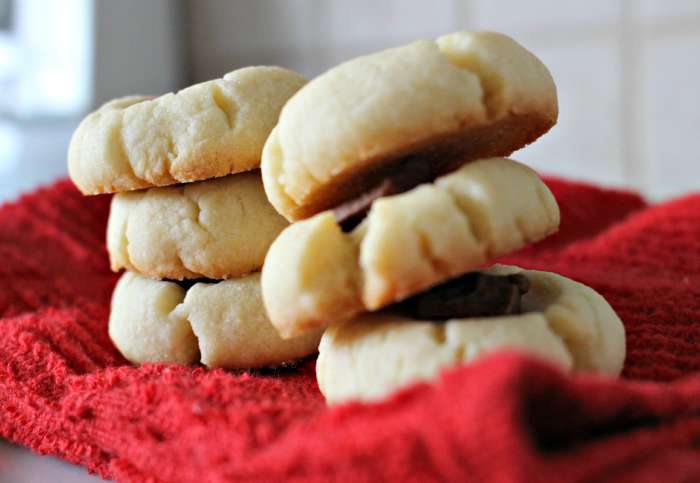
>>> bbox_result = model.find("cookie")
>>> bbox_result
[262,158,559,338]
[107,171,288,280]
[69,66,307,195]
[262,31,557,221]
[109,271,322,368]
[316,265,626,404]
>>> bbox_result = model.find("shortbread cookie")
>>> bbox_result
[107,171,288,280]
[109,272,322,368]
[262,31,557,221]
[316,265,626,404]
[262,158,559,338]
[69,66,307,194]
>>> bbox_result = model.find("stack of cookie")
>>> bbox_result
[68,31,626,404]
[260,32,626,403]
[69,66,323,368]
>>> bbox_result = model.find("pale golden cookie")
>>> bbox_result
[316,265,626,404]
[262,158,559,338]
[108,272,198,365]
[109,272,322,368]
[107,171,288,280]
[69,66,306,194]
[262,31,557,221]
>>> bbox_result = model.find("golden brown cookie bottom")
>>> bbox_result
[285,111,555,221]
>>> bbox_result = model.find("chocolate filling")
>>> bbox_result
[334,157,435,231]
[171,278,217,289]
[392,272,530,320]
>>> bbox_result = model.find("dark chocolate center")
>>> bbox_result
[391,272,530,320]
[171,278,217,289]
[334,157,435,231]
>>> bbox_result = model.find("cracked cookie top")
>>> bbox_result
[316,265,625,405]
[109,271,322,368]
[68,66,307,194]
[107,171,288,280]
[261,158,560,338]
[262,31,557,221]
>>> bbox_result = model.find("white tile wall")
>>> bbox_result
[93,0,184,105]
[188,0,323,78]
[469,0,621,37]
[325,0,457,44]
[641,31,700,199]
[513,40,627,187]
[639,0,700,26]
[186,0,700,200]
[322,0,460,66]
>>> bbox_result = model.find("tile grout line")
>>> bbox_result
[306,0,331,76]
[453,0,471,30]
[619,0,647,195]
[470,15,700,48]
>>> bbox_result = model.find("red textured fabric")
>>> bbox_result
[1,177,700,482]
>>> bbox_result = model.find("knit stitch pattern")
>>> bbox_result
[1,178,699,482]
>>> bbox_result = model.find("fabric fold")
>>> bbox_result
[0,178,698,482]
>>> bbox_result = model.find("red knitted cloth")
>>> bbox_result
[1,178,700,482]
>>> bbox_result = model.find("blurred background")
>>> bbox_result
[0,1,698,480]
[0,0,698,203]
